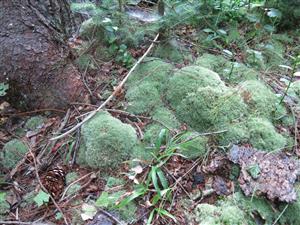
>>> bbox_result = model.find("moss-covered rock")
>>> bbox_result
[125,81,163,114]
[288,80,300,102]
[1,139,28,169]
[238,80,278,117]
[194,201,245,225]
[166,66,226,107]
[176,87,248,132]
[176,87,222,131]
[25,116,44,131]
[247,117,287,151]
[218,122,250,147]
[78,112,137,169]
[195,53,230,72]
[151,107,180,129]
[126,58,173,91]
[195,53,258,84]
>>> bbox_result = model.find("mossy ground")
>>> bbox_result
[78,112,137,169]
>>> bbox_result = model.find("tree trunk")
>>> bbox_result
[0,0,86,110]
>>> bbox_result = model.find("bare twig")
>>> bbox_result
[59,172,94,201]
[51,33,160,141]
[0,221,32,225]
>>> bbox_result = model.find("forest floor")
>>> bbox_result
[1,1,300,225]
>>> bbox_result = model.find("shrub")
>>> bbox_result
[78,112,137,169]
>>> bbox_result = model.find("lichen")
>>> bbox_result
[125,81,163,114]
[247,117,287,151]
[238,80,278,118]
[1,139,28,169]
[78,112,137,169]
[166,65,226,107]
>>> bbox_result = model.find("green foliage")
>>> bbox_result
[34,190,50,207]
[105,177,125,189]
[126,81,163,114]
[25,116,44,131]
[166,65,226,107]
[95,190,137,222]
[0,192,10,219]
[288,80,300,102]
[1,139,28,169]
[78,112,137,169]
[153,39,192,63]
[0,82,9,96]
[175,132,208,159]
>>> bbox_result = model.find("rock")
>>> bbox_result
[228,145,300,202]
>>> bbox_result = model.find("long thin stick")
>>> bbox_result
[51,33,160,141]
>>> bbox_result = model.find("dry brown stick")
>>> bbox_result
[0,221,32,225]
[59,172,94,201]
[28,147,70,225]
[51,33,160,141]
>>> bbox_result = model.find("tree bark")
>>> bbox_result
[0,0,86,110]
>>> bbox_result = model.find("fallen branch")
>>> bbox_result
[51,33,160,141]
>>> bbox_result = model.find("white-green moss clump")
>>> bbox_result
[238,80,278,117]
[247,117,287,151]
[195,53,258,84]
[126,58,173,90]
[125,82,163,114]
[78,112,137,169]
[176,87,248,132]
[25,116,44,131]
[194,202,245,225]
[166,65,226,107]
[218,117,286,151]
[1,139,28,169]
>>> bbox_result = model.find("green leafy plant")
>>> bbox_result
[0,82,9,97]
[117,129,207,224]
[33,190,50,207]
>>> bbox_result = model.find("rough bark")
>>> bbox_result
[0,0,86,110]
